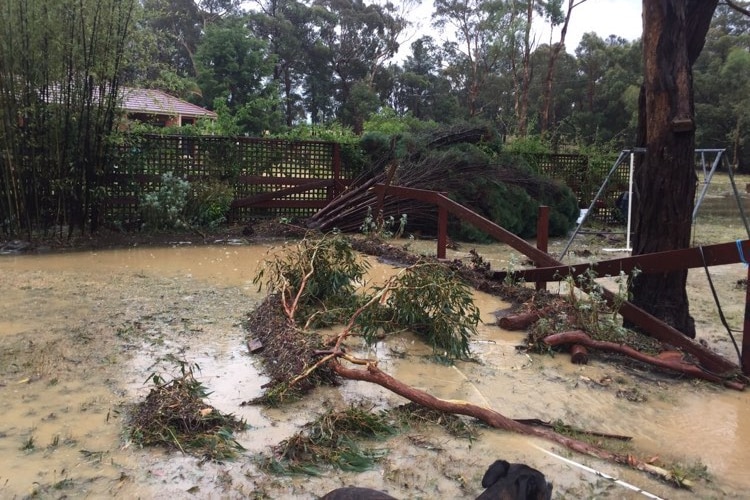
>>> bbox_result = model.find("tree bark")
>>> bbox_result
[517,0,534,136]
[540,0,585,137]
[544,330,745,389]
[631,1,718,338]
[332,358,688,484]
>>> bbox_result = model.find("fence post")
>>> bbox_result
[743,265,750,375]
[536,205,550,291]
[331,142,342,199]
[437,204,448,259]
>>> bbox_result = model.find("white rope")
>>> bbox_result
[532,444,665,500]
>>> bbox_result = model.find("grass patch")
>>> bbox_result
[390,402,479,440]
[259,404,397,475]
[259,402,479,476]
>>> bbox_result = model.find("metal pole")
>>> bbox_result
[559,150,629,260]
[536,205,549,291]
[625,151,634,251]
[725,153,750,239]
[692,149,725,221]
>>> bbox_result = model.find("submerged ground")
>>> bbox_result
[2,176,750,499]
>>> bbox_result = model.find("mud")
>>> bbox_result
[1,216,749,499]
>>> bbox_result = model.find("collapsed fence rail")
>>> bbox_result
[372,183,743,379]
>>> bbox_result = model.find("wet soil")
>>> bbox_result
[2,187,750,499]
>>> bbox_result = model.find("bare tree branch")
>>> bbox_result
[724,0,750,17]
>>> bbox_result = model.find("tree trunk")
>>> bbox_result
[540,0,583,137]
[631,1,718,338]
[517,0,534,137]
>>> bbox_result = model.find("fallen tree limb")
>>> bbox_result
[570,344,589,364]
[496,305,559,331]
[513,418,631,441]
[544,330,745,391]
[497,310,542,330]
[331,357,687,487]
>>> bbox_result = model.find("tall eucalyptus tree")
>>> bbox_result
[630,1,719,337]
[195,17,282,134]
[249,0,314,126]
[694,4,750,170]
[432,0,514,119]
[312,0,405,132]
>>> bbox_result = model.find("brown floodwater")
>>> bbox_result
[1,241,749,499]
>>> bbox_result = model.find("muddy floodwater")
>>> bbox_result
[1,233,750,499]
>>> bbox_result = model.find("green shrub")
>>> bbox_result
[358,263,480,360]
[186,179,234,228]
[139,172,191,230]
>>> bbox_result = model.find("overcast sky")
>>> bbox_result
[404,0,643,56]
[559,0,642,50]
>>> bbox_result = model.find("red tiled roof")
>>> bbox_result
[120,87,217,119]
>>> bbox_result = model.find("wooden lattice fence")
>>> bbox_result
[105,135,358,227]
[535,153,626,221]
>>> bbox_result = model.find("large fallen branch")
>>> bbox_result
[497,310,543,330]
[544,330,745,391]
[330,355,685,487]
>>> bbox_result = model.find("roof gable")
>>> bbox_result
[120,87,217,119]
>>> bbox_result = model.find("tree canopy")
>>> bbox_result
[94,0,745,168]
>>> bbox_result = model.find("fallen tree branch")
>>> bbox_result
[544,330,745,391]
[331,357,686,486]
[513,418,632,441]
[497,310,542,330]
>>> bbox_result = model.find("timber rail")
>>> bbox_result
[372,183,747,379]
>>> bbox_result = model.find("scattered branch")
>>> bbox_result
[544,330,745,390]
[725,0,750,17]
[331,356,689,487]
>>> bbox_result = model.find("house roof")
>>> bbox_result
[120,87,217,119]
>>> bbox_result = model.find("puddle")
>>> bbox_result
[1,242,749,498]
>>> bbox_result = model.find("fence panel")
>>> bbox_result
[105,135,353,228]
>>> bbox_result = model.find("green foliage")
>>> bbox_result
[276,122,358,142]
[504,136,553,157]
[363,108,439,136]
[274,123,369,176]
[563,268,638,341]
[254,234,478,360]
[139,172,191,230]
[259,402,478,475]
[186,179,234,228]
[424,145,578,240]
[195,19,282,136]
[129,362,246,461]
[359,131,395,162]
[259,404,397,474]
[358,263,480,360]
[253,233,371,317]
[360,207,407,239]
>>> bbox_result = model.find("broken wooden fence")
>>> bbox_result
[372,183,746,379]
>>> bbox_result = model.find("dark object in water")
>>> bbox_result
[321,486,397,499]
[475,460,553,500]
[321,460,551,500]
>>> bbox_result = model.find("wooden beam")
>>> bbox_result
[493,240,750,282]
[373,184,740,376]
